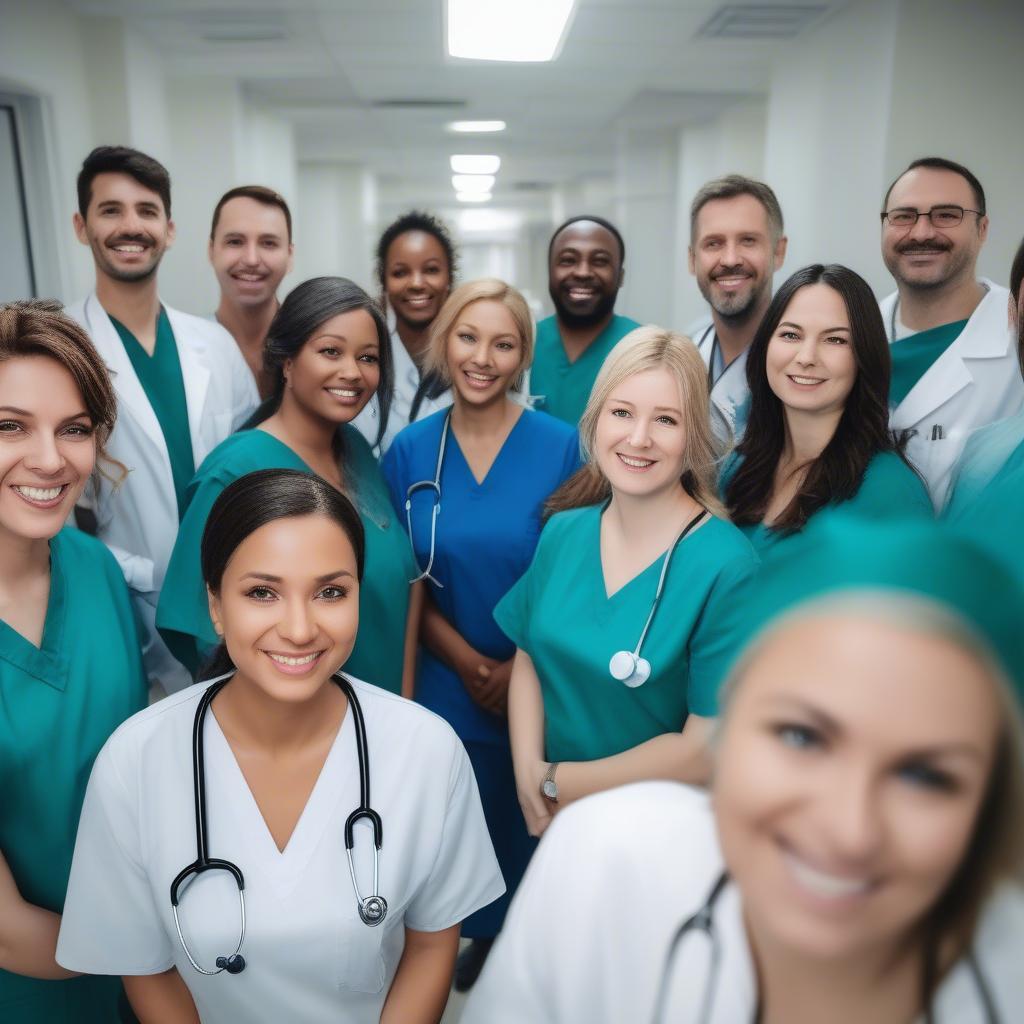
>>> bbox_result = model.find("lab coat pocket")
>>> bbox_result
[336,915,387,993]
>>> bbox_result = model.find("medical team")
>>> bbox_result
[0,141,1022,1023]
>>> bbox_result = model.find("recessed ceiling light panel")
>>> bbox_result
[450,155,501,175]
[448,120,507,133]
[447,0,577,62]
[452,174,496,193]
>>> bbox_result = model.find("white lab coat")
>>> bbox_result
[57,676,505,1024]
[882,279,1024,510]
[465,782,1024,1024]
[66,292,259,691]
[690,317,750,447]
[351,321,452,455]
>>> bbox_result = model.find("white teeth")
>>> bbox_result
[466,372,495,382]
[327,388,360,398]
[266,651,320,667]
[618,454,653,468]
[15,485,64,501]
[790,375,824,385]
[114,244,144,253]
[784,851,872,899]
[569,288,594,298]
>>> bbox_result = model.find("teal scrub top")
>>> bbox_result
[889,319,968,408]
[0,528,146,1022]
[531,313,641,424]
[944,412,1024,592]
[157,427,416,693]
[722,450,933,558]
[111,308,195,515]
[494,505,759,763]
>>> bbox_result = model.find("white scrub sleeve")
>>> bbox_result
[403,743,506,932]
[56,740,175,976]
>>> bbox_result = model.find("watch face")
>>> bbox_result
[542,779,558,800]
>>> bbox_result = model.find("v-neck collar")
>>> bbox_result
[0,533,70,689]
[592,506,672,601]
[205,698,356,898]
[447,406,527,489]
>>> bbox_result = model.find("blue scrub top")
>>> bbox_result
[382,408,581,744]
[722,450,933,557]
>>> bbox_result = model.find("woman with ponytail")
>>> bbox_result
[157,277,420,695]
[495,327,758,839]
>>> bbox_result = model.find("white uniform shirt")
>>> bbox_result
[690,316,750,447]
[465,781,1024,1024]
[66,293,259,692]
[351,322,452,455]
[881,279,1024,510]
[57,677,504,1023]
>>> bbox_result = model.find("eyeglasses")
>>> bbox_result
[881,205,984,229]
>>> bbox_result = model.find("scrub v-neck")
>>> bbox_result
[448,407,527,488]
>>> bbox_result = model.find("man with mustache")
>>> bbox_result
[688,175,787,443]
[209,185,294,399]
[531,216,639,425]
[880,157,1022,508]
[67,146,258,694]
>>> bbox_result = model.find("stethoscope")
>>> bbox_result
[651,872,1001,1024]
[403,409,452,588]
[169,672,388,977]
[697,324,721,392]
[608,508,708,687]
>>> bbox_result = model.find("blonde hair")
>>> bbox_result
[547,326,725,516]
[422,278,534,392]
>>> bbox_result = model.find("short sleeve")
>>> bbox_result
[686,548,759,716]
[156,469,232,671]
[404,741,504,932]
[56,741,174,975]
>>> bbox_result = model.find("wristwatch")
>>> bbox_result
[540,762,560,803]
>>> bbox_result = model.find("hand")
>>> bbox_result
[470,658,512,717]
[516,761,553,838]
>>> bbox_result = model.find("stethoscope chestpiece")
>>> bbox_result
[609,650,652,688]
[215,953,247,974]
[358,895,388,927]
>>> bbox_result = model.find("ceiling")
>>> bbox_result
[65,0,846,216]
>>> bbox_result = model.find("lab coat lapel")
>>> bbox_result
[711,349,748,427]
[166,307,211,466]
[889,280,1005,428]
[83,291,165,451]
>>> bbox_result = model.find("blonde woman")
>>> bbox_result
[494,327,759,840]
[381,279,580,988]
[467,518,1024,1023]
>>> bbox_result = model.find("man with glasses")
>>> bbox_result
[880,156,1022,508]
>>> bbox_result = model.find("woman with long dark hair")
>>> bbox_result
[723,264,931,553]
[157,277,420,695]
[60,469,503,1023]
[0,301,145,1021]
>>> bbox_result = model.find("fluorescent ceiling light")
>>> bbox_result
[456,192,492,203]
[452,174,495,193]
[451,155,501,175]
[448,120,506,133]
[447,0,577,62]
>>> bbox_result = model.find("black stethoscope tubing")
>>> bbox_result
[651,872,1000,1024]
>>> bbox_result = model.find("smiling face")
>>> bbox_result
[714,609,999,965]
[73,172,174,284]
[593,366,687,500]
[209,196,293,309]
[384,230,451,331]
[281,309,381,426]
[882,167,988,293]
[0,355,97,544]
[689,194,786,322]
[548,221,624,329]
[445,299,524,408]
[208,514,360,704]
[765,283,857,418]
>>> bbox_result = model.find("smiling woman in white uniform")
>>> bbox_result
[466,518,1024,1024]
[57,469,503,1024]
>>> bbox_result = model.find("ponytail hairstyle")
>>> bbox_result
[245,277,393,448]
[725,263,904,533]
[198,469,365,679]
[546,326,725,517]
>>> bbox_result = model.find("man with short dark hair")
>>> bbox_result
[210,185,294,398]
[688,174,787,441]
[531,216,640,425]
[67,145,258,694]
[879,156,1023,508]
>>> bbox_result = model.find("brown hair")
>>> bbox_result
[547,326,725,517]
[210,185,293,242]
[0,300,120,478]
[690,174,784,244]
[422,278,534,392]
